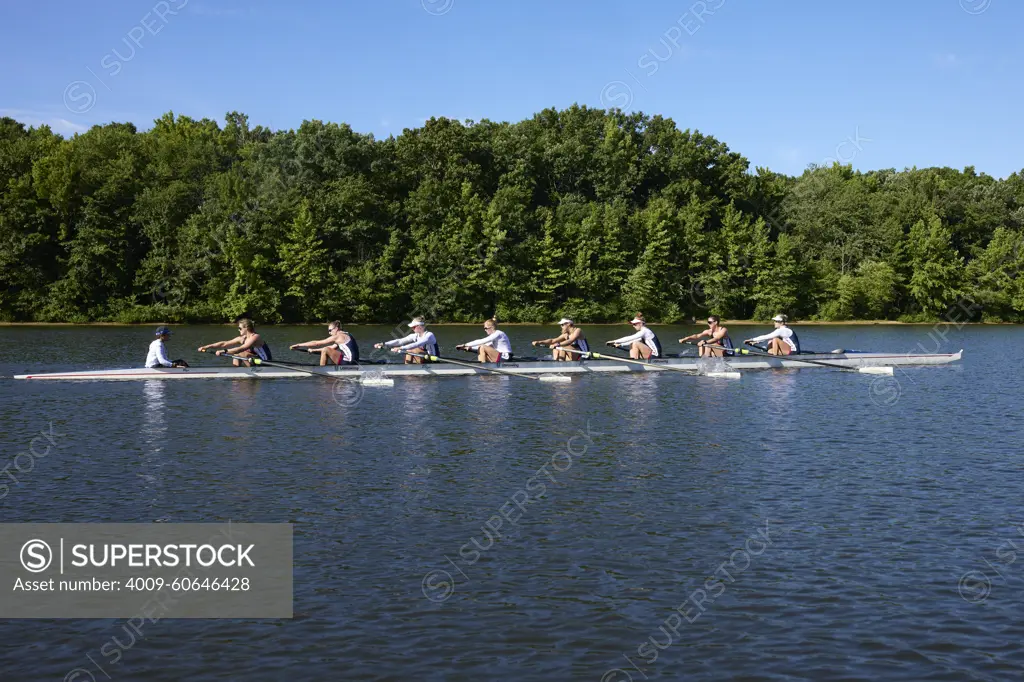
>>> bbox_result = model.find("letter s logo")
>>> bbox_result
[21,539,53,573]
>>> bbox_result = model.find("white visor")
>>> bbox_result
[771,315,786,322]
[408,320,425,327]
[558,318,573,325]
[630,317,643,324]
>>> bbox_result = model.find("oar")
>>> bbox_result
[559,347,741,379]
[208,351,394,385]
[695,343,894,375]
[399,351,571,383]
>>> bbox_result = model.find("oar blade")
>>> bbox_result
[361,377,395,387]
[706,371,742,380]
[539,375,572,383]
[858,366,894,375]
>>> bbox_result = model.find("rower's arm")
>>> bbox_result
[747,329,783,343]
[710,328,729,343]
[293,336,334,350]
[608,330,642,346]
[200,336,243,351]
[464,331,500,349]
[396,333,434,351]
[228,334,261,354]
[679,329,710,342]
[383,334,414,349]
[154,343,173,367]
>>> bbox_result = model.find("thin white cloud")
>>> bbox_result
[0,109,90,136]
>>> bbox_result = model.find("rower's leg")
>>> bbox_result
[636,342,652,360]
[323,347,342,366]
[709,346,723,357]
[481,346,500,363]
[768,339,783,355]
[234,350,255,367]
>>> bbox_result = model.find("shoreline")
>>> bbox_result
[0,320,1013,327]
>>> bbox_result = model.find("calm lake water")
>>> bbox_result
[0,324,1020,681]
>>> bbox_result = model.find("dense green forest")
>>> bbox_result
[2,107,1023,324]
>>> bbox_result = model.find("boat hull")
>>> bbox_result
[13,350,963,380]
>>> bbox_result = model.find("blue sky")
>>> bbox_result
[1,0,1019,177]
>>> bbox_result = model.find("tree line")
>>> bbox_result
[2,107,1023,324]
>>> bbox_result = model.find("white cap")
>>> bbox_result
[558,318,573,325]
[771,314,788,323]
[630,317,643,324]
[408,319,425,328]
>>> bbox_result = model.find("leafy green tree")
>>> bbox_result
[0,107,1019,324]
[965,226,1024,321]
[752,233,806,319]
[906,214,964,317]
[279,200,331,321]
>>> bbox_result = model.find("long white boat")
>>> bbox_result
[13,350,963,380]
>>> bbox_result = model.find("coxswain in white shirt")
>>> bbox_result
[531,318,589,361]
[606,314,662,359]
[198,318,273,366]
[456,318,513,363]
[146,326,188,368]
[290,320,359,366]
[679,315,734,357]
[744,314,801,355]
[375,318,439,364]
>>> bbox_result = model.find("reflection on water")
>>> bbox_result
[138,380,167,512]
[141,380,167,451]
[0,325,1021,680]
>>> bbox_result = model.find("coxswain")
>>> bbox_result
[146,326,189,368]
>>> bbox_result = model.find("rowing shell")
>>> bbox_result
[12,350,963,380]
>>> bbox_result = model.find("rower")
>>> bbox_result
[456,318,512,363]
[679,315,734,357]
[198,318,273,366]
[375,318,439,364]
[743,314,800,356]
[532,318,588,361]
[290,320,359,366]
[606,314,662,359]
[146,326,189,368]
